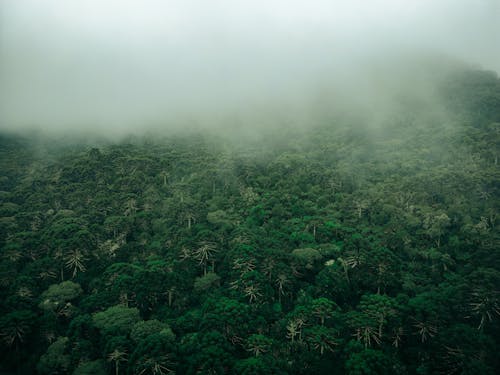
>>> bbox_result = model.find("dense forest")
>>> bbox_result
[0,68,499,374]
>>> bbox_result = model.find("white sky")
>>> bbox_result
[0,0,499,132]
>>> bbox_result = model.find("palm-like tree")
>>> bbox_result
[159,170,170,187]
[180,209,196,229]
[3,249,22,262]
[306,217,323,239]
[244,285,262,304]
[413,320,437,343]
[441,345,467,375]
[232,257,256,276]
[305,326,338,355]
[119,292,132,307]
[38,270,57,281]
[57,302,76,318]
[354,326,381,348]
[328,178,342,195]
[344,251,363,269]
[286,320,300,343]
[107,349,127,375]
[337,257,351,284]
[124,198,138,216]
[136,354,175,375]
[275,274,289,303]
[286,318,305,343]
[53,248,65,280]
[375,261,389,294]
[391,327,404,348]
[230,233,252,246]
[165,286,176,307]
[178,247,192,261]
[17,287,33,299]
[194,242,217,275]
[261,258,276,280]
[353,199,368,218]
[64,250,87,278]
[245,334,272,357]
[0,322,27,348]
[469,289,500,330]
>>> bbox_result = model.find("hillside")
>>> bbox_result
[0,69,499,374]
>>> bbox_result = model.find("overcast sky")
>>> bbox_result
[0,0,499,134]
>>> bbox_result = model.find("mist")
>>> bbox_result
[0,0,499,136]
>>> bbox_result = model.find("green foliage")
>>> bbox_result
[72,359,107,375]
[0,310,36,347]
[345,347,393,375]
[130,319,175,343]
[234,356,285,375]
[92,305,140,334]
[193,272,221,292]
[37,337,71,374]
[39,281,83,311]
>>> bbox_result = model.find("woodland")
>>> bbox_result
[0,68,499,374]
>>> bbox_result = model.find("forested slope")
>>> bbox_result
[0,69,499,374]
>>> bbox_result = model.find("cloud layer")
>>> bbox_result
[0,0,499,134]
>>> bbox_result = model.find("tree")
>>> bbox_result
[468,289,500,330]
[358,294,398,339]
[107,349,128,375]
[423,210,450,248]
[345,342,393,375]
[234,356,286,375]
[245,334,273,357]
[194,241,218,275]
[64,249,87,278]
[159,170,170,187]
[291,248,323,271]
[0,310,35,349]
[131,320,175,343]
[178,331,232,374]
[275,273,290,304]
[244,285,263,304]
[413,319,438,343]
[286,318,305,344]
[92,305,140,334]
[304,325,339,355]
[311,297,339,326]
[39,281,83,312]
[73,360,107,375]
[37,337,71,374]
[194,272,221,293]
[124,198,138,216]
[134,354,176,375]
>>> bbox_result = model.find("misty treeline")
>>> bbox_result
[0,68,499,374]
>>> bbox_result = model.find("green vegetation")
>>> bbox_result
[0,69,499,374]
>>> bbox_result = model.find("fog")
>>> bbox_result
[0,0,499,136]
